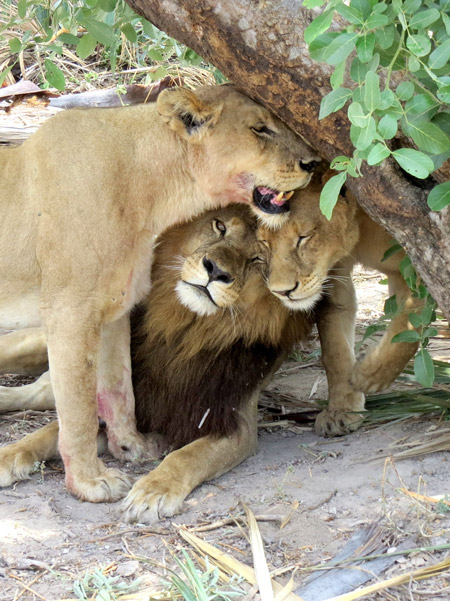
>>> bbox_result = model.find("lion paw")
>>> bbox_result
[121,472,185,524]
[107,432,165,463]
[0,446,38,487]
[315,409,364,438]
[67,466,132,503]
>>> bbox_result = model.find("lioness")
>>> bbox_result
[259,182,424,437]
[0,84,318,503]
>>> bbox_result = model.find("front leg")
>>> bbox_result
[122,389,259,523]
[352,273,423,393]
[315,262,364,437]
[98,316,161,463]
[44,303,131,502]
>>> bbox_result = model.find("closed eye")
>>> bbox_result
[251,255,266,263]
[251,125,275,136]
[297,234,312,247]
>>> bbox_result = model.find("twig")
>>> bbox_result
[7,572,48,601]
[88,526,170,542]
[190,514,282,533]
[16,572,45,601]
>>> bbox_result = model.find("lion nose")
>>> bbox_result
[202,256,233,284]
[272,282,299,297]
[299,159,318,173]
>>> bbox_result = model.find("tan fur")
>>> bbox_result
[0,205,310,521]
[0,84,317,503]
[260,181,423,437]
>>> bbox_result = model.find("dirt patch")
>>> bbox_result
[0,271,449,601]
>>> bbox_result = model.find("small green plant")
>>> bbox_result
[304,0,450,216]
[73,567,142,601]
[168,549,244,601]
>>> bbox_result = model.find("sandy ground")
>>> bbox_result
[0,272,449,601]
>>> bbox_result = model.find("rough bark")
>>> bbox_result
[127,0,450,318]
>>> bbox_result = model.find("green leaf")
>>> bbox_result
[427,181,450,211]
[403,0,421,13]
[429,39,450,70]
[437,85,450,103]
[414,348,435,387]
[44,59,65,91]
[392,148,435,178]
[378,113,398,139]
[84,18,116,46]
[409,8,440,29]
[356,116,377,149]
[322,32,358,65]
[382,243,402,261]
[365,13,389,28]
[351,0,373,20]
[121,23,137,43]
[58,33,80,45]
[367,143,391,165]
[408,121,450,154]
[330,60,346,89]
[408,55,421,72]
[98,0,117,10]
[330,155,351,170]
[356,33,375,63]
[442,11,450,36]
[348,102,369,127]
[364,71,381,111]
[336,3,364,24]
[375,25,395,50]
[384,295,398,317]
[18,0,27,19]
[8,37,21,53]
[303,0,326,7]
[304,10,334,45]
[423,327,438,338]
[396,81,415,101]
[319,88,352,119]
[309,33,340,61]
[406,34,431,56]
[379,88,395,110]
[391,330,421,343]
[319,172,347,220]
[77,33,97,59]
[408,312,424,327]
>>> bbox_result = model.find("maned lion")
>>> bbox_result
[0,204,313,522]
[0,83,318,503]
[259,180,424,437]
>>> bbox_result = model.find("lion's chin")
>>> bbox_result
[280,291,323,312]
[255,211,290,230]
[175,281,219,316]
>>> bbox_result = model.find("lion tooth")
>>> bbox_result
[275,191,284,203]
[284,191,294,200]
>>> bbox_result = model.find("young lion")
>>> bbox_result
[260,183,424,437]
[0,84,318,503]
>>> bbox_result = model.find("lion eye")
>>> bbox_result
[213,219,227,235]
[251,255,265,264]
[251,125,275,136]
[297,235,309,247]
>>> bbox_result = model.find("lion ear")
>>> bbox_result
[157,87,224,142]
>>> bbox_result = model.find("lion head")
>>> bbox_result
[258,187,360,310]
[157,85,319,227]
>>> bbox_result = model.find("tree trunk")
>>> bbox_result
[127,0,450,319]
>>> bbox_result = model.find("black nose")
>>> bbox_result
[299,159,317,173]
[202,256,233,284]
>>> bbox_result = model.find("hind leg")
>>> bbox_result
[0,421,59,487]
[0,327,48,375]
[0,371,55,413]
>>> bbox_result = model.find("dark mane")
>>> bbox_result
[131,212,313,450]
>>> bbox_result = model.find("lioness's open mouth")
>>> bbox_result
[253,187,295,215]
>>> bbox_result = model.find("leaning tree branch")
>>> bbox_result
[127,0,450,318]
